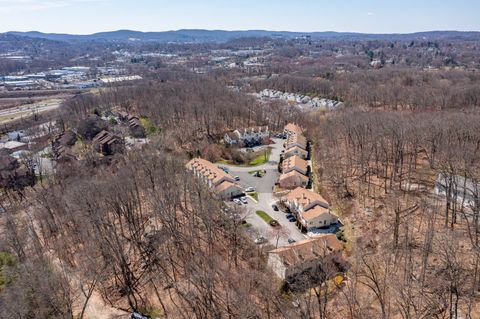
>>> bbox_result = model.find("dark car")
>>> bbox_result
[272,204,279,211]
[288,238,296,244]
[269,220,280,227]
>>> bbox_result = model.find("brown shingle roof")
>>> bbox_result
[279,170,309,182]
[284,123,303,135]
[93,130,120,146]
[215,180,240,192]
[285,187,329,208]
[284,146,308,157]
[286,133,307,149]
[302,205,331,221]
[282,155,308,173]
[186,158,235,185]
[269,234,342,267]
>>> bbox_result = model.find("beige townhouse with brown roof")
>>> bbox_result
[186,158,243,199]
[284,187,338,231]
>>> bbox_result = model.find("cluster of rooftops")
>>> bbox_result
[278,123,310,189]
[224,126,270,145]
[185,123,343,283]
[185,157,243,199]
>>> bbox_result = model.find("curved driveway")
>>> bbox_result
[219,138,307,247]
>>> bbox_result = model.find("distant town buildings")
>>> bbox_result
[0,66,142,91]
[256,89,344,111]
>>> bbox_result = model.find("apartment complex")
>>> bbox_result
[224,126,269,146]
[278,123,310,189]
[186,158,243,199]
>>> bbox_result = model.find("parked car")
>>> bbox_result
[131,312,149,319]
[269,220,280,227]
[240,196,248,204]
[288,238,296,244]
[233,198,241,205]
[234,176,240,181]
[245,187,255,192]
[254,236,267,244]
[286,214,296,222]
[272,204,279,211]
[253,171,263,178]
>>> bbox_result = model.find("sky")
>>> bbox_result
[0,0,479,34]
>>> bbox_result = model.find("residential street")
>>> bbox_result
[220,138,308,247]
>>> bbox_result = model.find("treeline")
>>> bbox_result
[251,68,480,110]
[62,76,294,155]
[306,109,480,318]
[0,144,336,318]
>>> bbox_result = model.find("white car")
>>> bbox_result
[245,187,255,192]
[240,196,248,204]
[254,236,267,244]
[233,198,241,205]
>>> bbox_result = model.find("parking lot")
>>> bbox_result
[221,138,307,247]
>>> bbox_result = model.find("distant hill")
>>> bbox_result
[5,29,480,43]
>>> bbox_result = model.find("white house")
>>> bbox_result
[224,126,269,145]
[434,172,479,208]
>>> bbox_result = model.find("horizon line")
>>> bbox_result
[4,28,480,37]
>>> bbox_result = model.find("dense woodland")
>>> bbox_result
[1,33,480,318]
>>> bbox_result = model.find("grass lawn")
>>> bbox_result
[247,192,259,201]
[256,210,274,223]
[248,147,272,166]
[217,159,230,165]
[220,147,272,167]
[140,117,158,136]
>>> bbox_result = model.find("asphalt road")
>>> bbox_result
[0,99,63,123]
[220,138,307,247]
